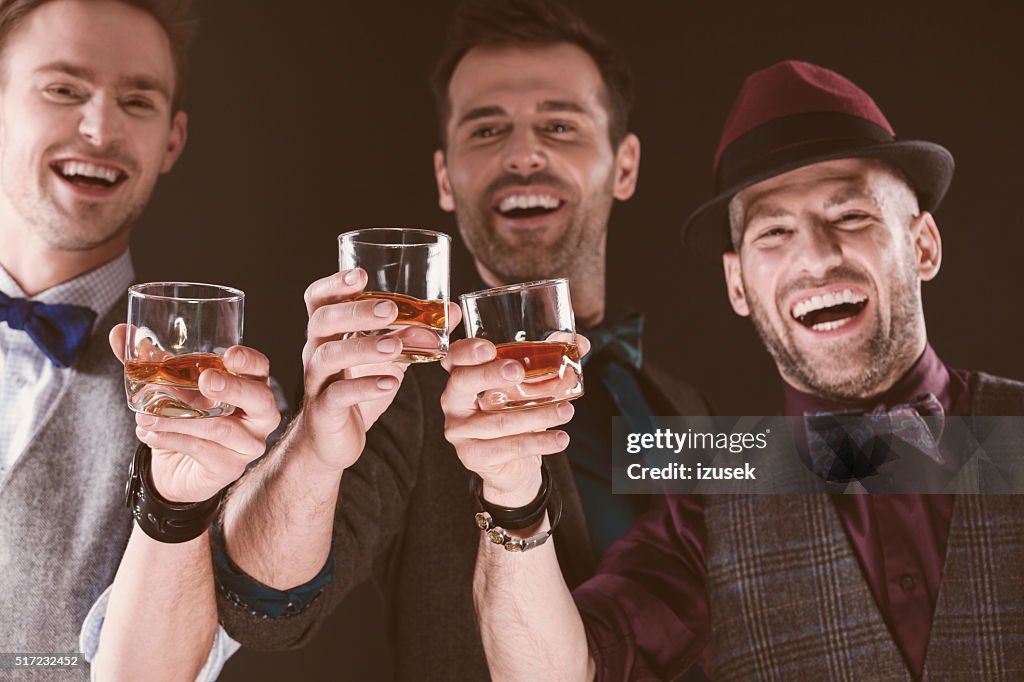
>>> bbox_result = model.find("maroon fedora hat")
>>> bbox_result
[682,60,954,255]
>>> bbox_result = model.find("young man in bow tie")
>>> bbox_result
[212,0,706,677]
[448,60,1023,679]
[0,1,279,679]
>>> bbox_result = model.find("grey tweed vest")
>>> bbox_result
[704,372,1024,681]
[0,298,136,676]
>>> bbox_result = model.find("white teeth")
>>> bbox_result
[811,317,854,332]
[498,194,560,213]
[792,288,867,319]
[58,160,120,183]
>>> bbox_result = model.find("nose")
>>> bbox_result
[502,127,547,175]
[793,220,844,277]
[77,94,124,147]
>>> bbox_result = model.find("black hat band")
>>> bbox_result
[716,112,895,191]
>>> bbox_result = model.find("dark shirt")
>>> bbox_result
[567,351,658,560]
[575,343,973,680]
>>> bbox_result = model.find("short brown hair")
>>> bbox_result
[0,0,196,111]
[431,0,634,149]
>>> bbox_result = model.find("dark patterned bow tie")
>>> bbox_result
[0,291,97,368]
[582,312,643,370]
[804,393,946,483]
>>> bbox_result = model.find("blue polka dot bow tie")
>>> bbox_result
[804,394,946,483]
[0,291,97,368]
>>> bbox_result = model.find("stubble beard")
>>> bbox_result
[0,136,147,252]
[452,171,614,285]
[743,255,924,402]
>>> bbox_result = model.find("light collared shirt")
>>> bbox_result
[0,251,240,679]
[0,250,133,477]
[81,584,240,681]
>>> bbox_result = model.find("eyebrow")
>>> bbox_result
[745,205,793,225]
[824,185,874,209]
[537,100,586,114]
[455,99,590,129]
[456,105,507,128]
[34,60,171,101]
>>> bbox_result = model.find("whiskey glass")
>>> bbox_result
[124,282,244,418]
[460,278,584,411]
[338,228,450,362]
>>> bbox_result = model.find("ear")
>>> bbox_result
[910,211,942,281]
[159,110,188,173]
[433,149,455,213]
[611,133,640,201]
[722,251,750,317]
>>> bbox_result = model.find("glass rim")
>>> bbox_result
[128,281,245,303]
[337,227,452,247]
[459,278,568,302]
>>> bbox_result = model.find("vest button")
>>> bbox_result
[900,574,916,591]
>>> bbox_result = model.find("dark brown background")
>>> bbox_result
[128,1,1023,678]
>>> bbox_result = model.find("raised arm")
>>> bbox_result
[220,267,420,588]
[93,336,280,682]
[441,337,594,681]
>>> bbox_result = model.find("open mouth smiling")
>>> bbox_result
[493,191,565,220]
[791,288,868,332]
[50,159,127,191]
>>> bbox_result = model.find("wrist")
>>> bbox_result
[473,462,563,554]
[284,411,353,479]
[125,443,224,544]
[480,461,544,508]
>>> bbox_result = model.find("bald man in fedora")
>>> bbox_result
[440,60,1024,680]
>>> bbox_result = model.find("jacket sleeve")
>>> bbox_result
[213,365,433,649]
[573,494,712,680]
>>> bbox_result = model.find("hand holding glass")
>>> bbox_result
[460,278,584,411]
[124,282,244,418]
[337,228,451,362]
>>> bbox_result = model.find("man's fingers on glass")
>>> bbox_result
[576,333,592,358]
[304,268,367,315]
[447,338,497,366]
[134,411,267,459]
[447,301,464,330]
[315,374,401,411]
[107,324,128,364]
[197,371,277,423]
[457,431,570,475]
[304,335,403,395]
[445,400,574,441]
[223,345,270,380]
[306,298,399,342]
[447,360,525,400]
[135,429,252,487]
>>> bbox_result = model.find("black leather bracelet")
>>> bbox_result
[124,442,224,544]
[470,460,552,530]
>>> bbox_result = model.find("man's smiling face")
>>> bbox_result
[434,42,637,285]
[0,0,186,254]
[722,157,942,401]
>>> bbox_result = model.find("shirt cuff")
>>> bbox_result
[211,522,334,619]
[80,584,241,682]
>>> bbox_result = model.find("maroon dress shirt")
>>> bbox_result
[574,344,973,680]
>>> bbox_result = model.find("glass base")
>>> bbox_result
[127,382,235,418]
